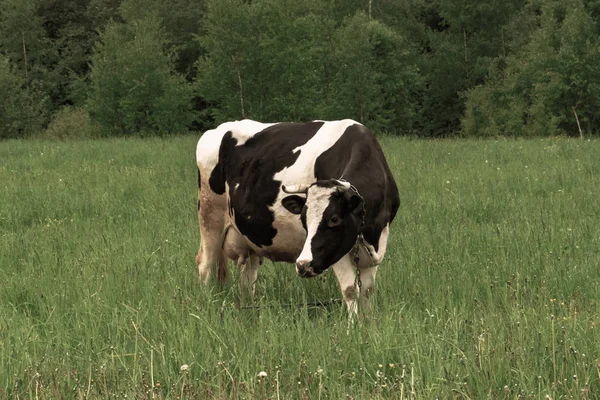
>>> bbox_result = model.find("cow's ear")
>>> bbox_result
[347,194,364,216]
[282,195,306,215]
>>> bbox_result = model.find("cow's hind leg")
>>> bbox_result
[357,266,377,312]
[222,227,261,304]
[239,254,261,305]
[196,172,227,285]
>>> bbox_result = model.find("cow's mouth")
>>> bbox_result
[296,262,319,278]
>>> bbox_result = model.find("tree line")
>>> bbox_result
[1,0,599,139]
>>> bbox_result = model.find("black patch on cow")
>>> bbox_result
[209,122,324,247]
[282,195,306,215]
[208,131,236,195]
[314,124,400,253]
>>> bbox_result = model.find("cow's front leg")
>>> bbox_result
[333,257,378,318]
[332,256,359,316]
[239,254,261,305]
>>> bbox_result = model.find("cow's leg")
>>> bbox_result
[239,254,261,305]
[357,266,378,312]
[196,173,227,285]
[333,258,378,318]
[223,225,259,303]
[332,256,359,316]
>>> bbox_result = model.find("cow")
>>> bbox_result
[195,119,400,315]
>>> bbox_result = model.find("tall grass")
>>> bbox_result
[1,136,598,399]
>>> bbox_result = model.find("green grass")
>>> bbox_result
[1,136,599,399]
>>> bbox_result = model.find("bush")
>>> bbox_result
[39,106,100,140]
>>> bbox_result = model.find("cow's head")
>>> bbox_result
[281,179,365,277]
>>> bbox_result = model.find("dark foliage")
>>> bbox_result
[1,0,598,137]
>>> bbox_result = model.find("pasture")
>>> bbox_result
[1,136,599,399]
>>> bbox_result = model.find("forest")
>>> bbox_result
[1,0,599,139]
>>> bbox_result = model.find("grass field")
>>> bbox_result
[1,135,599,399]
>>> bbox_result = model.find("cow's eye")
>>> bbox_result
[328,215,341,228]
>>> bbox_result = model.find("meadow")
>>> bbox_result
[1,135,599,399]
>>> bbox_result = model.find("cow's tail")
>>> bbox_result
[196,167,202,212]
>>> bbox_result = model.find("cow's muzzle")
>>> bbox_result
[296,259,317,278]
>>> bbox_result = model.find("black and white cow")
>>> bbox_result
[195,119,400,314]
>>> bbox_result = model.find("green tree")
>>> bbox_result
[87,15,195,135]
[533,0,600,135]
[0,0,53,80]
[120,0,206,79]
[39,0,123,107]
[197,0,421,132]
[197,0,334,123]
[0,0,54,126]
[327,12,420,132]
[0,56,45,138]
[462,0,600,136]
[410,0,525,136]
[1,0,124,133]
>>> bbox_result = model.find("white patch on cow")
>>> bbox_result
[296,185,338,263]
[196,120,275,173]
[234,183,240,191]
[362,223,390,266]
[273,119,359,187]
[196,127,225,172]
[375,224,390,261]
[230,119,277,147]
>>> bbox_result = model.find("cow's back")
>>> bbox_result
[196,119,275,176]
